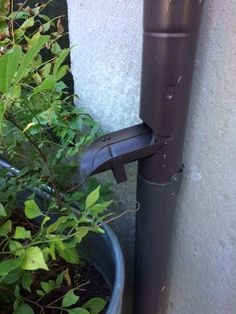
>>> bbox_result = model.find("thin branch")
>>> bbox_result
[45,281,90,307]
[5,112,62,208]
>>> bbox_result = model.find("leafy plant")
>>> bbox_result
[0,1,113,313]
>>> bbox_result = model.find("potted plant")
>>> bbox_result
[0,2,124,313]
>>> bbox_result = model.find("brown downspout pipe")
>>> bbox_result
[135,1,204,313]
[81,1,204,313]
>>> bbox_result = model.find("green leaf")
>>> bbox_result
[47,216,67,234]
[74,227,90,243]
[36,289,45,297]
[20,17,34,30]
[0,219,12,237]
[66,309,89,314]
[0,102,5,132]
[32,72,42,85]
[0,202,7,217]
[9,240,24,256]
[14,35,50,84]
[33,75,55,94]
[1,268,23,285]
[85,186,100,209]
[51,42,61,54]
[41,280,56,294]
[21,271,33,292]
[82,298,106,314]
[90,201,113,214]
[14,302,34,314]
[24,199,42,219]
[55,64,69,81]
[0,258,22,276]
[41,21,51,33]
[56,270,65,286]
[62,289,79,308]
[14,227,31,240]
[53,48,70,77]
[10,84,21,99]
[0,0,9,15]
[49,243,56,260]
[0,46,22,93]
[57,247,80,265]
[21,246,49,271]
[41,215,50,227]
[39,63,51,78]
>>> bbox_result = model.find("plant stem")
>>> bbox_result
[5,112,62,208]
[10,0,15,44]
[45,281,90,307]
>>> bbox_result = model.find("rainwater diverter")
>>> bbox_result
[81,1,204,313]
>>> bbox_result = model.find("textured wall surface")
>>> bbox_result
[67,1,236,313]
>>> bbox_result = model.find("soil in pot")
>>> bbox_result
[0,210,111,314]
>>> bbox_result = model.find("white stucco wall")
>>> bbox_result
[67,1,236,313]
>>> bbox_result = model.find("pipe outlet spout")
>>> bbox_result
[81,123,171,183]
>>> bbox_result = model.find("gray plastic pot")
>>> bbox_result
[0,159,125,314]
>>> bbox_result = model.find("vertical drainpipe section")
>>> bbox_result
[134,1,204,313]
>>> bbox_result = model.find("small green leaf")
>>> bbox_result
[33,75,55,94]
[24,199,42,219]
[66,309,89,314]
[56,270,65,286]
[51,42,61,54]
[21,246,49,271]
[0,46,22,93]
[1,268,23,285]
[0,103,5,133]
[9,241,24,256]
[21,271,33,292]
[53,48,70,76]
[14,302,34,314]
[85,186,100,209]
[0,258,22,276]
[62,289,79,308]
[82,298,106,314]
[14,227,31,240]
[0,203,7,217]
[14,35,50,84]
[41,280,56,294]
[90,201,113,214]
[0,219,12,237]
[32,72,42,85]
[74,227,90,243]
[49,243,56,260]
[39,63,51,78]
[10,84,21,99]
[36,289,45,297]
[57,247,80,265]
[41,21,51,33]
[41,215,50,227]
[47,216,67,234]
[20,17,34,30]
[55,64,69,81]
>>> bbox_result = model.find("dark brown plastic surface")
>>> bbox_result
[139,0,203,183]
[134,1,204,313]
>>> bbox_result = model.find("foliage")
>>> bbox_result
[0,1,112,313]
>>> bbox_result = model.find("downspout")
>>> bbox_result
[81,1,204,313]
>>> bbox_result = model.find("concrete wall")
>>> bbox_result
[67,1,236,313]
